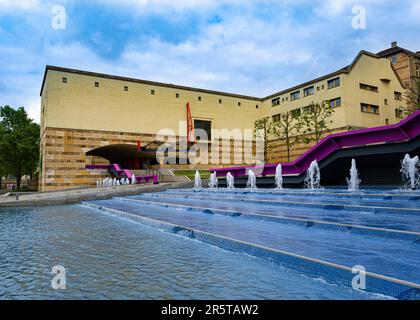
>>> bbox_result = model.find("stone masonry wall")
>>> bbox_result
[39,127,263,191]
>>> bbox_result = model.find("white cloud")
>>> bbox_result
[313,0,391,18]
[315,0,354,16]
[25,96,41,123]
[1,0,419,123]
[97,0,247,13]
[114,10,319,97]
[410,1,420,16]
[0,0,41,11]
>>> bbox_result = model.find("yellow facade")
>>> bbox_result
[41,69,263,137]
[39,50,407,190]
[264,52,406,129]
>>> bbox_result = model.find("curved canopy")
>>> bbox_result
[86,144,156,163]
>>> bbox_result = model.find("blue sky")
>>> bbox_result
[0,0,419,122]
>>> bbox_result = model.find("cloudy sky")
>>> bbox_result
[0,0,419,122]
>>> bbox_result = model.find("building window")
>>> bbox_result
[321,85,325,90]
[329,97,341,108]
[395,108,404,118]
[384,99,388,105]
[198,96,202,101]
[394,91,402,100]
[385,118,389,125]
[272,114,281,122]
[317,86,320,91]
[238,102,241,106]
[124,86,128,92]
[175,93,179,98]
[94,82,99,87]
[360,83,378,92]
[219,99,222,104]
[256,105,259,109]
[272,97,280,107]
[391,55,397,64]
[151,89,155,95]
[62,77,67,83]
[327,77,340,89]
[291,108,301,118]
[302,105,314,113]
[194,119,212,141]
[361,103,379,114]
[303,86,314,97]
[291,91,300,101]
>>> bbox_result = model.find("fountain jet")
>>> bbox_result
[275,164,283,189]
[305,160,321,189]
[208,172,218,189]
[226,172,235,189]
[247,170,257,189]
[194,171,202,189]
[347,159,361,191]
[401,154,419,190]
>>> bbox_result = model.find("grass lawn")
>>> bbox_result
[173,170,211,180]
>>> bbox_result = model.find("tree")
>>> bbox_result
[272,111,302,162]
[0,146,6,190]
[254,117,276,163]
[299,101,335,145]
[0,106,40,191]
[0,122,10,190]
[0,157,7,189]
[401,78,420,116]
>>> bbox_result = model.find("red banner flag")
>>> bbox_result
[186,102,196,144]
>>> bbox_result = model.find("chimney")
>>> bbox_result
[391,41,397,48]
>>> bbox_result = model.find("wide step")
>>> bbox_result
[118,196,420,238]
[83,197,420,299]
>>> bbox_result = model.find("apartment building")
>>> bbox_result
[377,41,420,89]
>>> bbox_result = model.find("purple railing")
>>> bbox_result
[86,163,159,184]
[211,110,420,177]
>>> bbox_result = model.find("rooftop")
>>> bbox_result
[377,41,420,58]
[40,50,402,101]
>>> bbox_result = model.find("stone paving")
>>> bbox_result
[0,181,193,207]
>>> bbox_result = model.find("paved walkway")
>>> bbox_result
[0,181,193,207]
